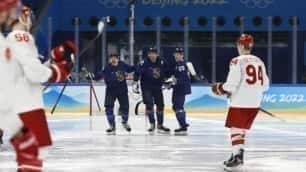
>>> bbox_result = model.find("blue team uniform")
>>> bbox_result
[171,60,191,129]
[95,61,135,128]
[134,57,170,127]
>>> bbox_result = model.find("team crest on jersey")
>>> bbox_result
[176,65,185,72]
[152,68,161,79]
[116,70,125,82]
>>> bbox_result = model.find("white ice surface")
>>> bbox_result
[0,114,306,172]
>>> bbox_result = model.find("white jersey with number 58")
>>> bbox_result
[7,30,52,113]
[223,55,270,108]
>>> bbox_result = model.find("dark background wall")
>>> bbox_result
[22,0,306,83]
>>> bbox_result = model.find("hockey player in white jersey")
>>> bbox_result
[0,1,43,171]
[0,1,76,171]
[211,34,270,171]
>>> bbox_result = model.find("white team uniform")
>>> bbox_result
[7,30,52,113]
[0,33,23,134]
[223,54,270,108]
[5,30,53,148]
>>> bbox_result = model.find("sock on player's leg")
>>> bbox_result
[10,128,42,172]
[156,111,164,126]
[105,108,115,127]
[105,108,116,134]
[120,112,129,124]
[156,111,170,133]
[175,110,187,128]
[146,110,155,125]
[174,111,188,135]
[224,128,246,170]
[230,128,246,155]
[119,111,131,132]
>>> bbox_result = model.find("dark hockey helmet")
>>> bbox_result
[174,47,184,54]
[109,53,120,58]
[148,47,158,53]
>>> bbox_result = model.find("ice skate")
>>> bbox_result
[223,149,244,171]
[174,127,188,136]
[147,123,155,134]
[157,125,170,134]
[122,122,131,132]
[106,125,116,135]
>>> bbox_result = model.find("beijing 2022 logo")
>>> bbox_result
[98,0,129,8]
[240,0,274,8]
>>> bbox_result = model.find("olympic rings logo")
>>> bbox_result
[97,0,129,8]
[240,0,274,8]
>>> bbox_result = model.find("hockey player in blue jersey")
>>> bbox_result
[166,48,191,135]
[134,48,171,134]
[94,54,135,135]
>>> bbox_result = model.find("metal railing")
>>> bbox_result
[45,16,301,84]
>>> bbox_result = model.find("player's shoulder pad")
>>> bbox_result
[230,57,239,66]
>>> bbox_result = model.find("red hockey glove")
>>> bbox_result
[51,40,77,64]
[49,40,76,83]
[49,61,72,83]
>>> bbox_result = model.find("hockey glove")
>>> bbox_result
[211,82,229,96]
[164,76,177,86]
[49,41,77,83]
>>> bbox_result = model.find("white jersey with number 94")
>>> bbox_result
[222,55,270,108]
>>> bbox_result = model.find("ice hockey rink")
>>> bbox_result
[1,113,306,172]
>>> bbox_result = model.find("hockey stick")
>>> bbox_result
[31,0,52,36]
[51,80,69,114]
[78,18,109,58]
[259,108,286,122]
[90,80,102,112]
[133,84,171,116]
[49,20,107,115]
[84,69,102,112]
[135,100,143,116]
[186,62,285,122]
[43,19,108,91]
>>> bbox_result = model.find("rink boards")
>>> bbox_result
[43,84,306,115]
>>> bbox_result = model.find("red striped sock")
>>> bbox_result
[231,134,245,146]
